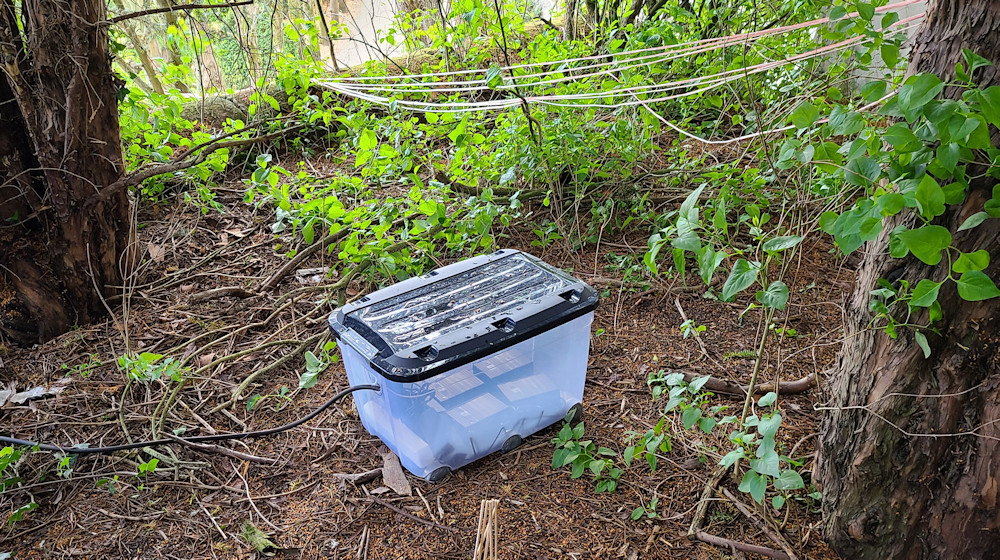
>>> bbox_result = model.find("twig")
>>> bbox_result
[367,496,463,533]
[677,371,816,397]
[687,464,728,537]
[233,462,280,532]
[333,468,382,485]
[107,1,254,25]
[164,433,278,465]
[675,297,711,358]
[188,286,255,303]
[693,532,790,560]
[88,125,302,210]
[722,488,799,560]
[212,332,326,412]
[96,508,164,522]
[259,226,357,292]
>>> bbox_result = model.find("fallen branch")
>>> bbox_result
[88,124,303,210]
[680,372,817,397]
[333,468,382,485]
[188,286,255,303]
[687,464,728,536]
[367,496,464,533]
[259,227,356,292]
[107,1,254,25]
[722,488,799,560]
[694,532,790,560]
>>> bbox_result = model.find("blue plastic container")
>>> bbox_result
[329,250,598,481]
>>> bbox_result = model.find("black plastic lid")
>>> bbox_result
[328,249,598,382]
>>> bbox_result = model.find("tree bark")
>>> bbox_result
[0,0,132,345]
[818,1,1000,559]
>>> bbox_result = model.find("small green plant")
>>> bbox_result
[117,352,186,382]
[531,221,563,248]
[679,319,706,339]
[630,496,660,520]
[7,501,37,526]
[648,371,734,434]
[97,475,121,494]
[551,413,622,493]
[62,354,101,377]
[1,446,24,491]
[719,392,805,505]
[623,417,671,471]
[247,385,292,412]
[299,342,340,389]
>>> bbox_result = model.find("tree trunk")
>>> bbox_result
[818,1,1000,558]
[0,0,132,345]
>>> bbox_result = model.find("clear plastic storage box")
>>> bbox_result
[329,249,598,481]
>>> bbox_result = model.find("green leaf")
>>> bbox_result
[898,226,952,265]
[881,43,899,68]
[845,157,881,187]
[722,259,759,302]
[773,469,805,491]
[958,212,990,232]
[935,143,960,174]
[682,406,702,430]
[751,447,780,478]
[789,102,820,129]
[485,65,503,88]
[757,414,782,439]
[763,236,802,253]
[884,123,920,152]
[915,175,946,219]
[962,48,994,74]
[756,281,789,310]
[855,1,874,20]
[739,470,767,504]
[898,74,944,120]
[772,495,786,510]
[953,250,990,273]
[860,80,887,103]
[979,86,1000,128]
[757,392,777,407]
[889,225,909,258]
[914,331,931,359]
[720,448,745,468]
[829,6,847,20]
[688,375,711,393]
[956,271,1000,301]
[631,507,645,520]
[909,279,941,308]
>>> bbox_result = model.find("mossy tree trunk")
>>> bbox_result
[818,1,1000,558]
[0,0,132,345]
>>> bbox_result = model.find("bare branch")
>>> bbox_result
[106,1,254,26]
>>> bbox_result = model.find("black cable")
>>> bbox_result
[0,384,380,455]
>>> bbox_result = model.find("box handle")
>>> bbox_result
[492,317,516,333]
[413,345,439,361]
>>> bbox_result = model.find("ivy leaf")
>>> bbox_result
[898,226,951,266]
[953,250,990,274]
[958,212,990,232]
[979,86,1000,129]
[682,406,702,430]
[789,102,820,129]
[762,236,802,253]
[751,448,781,478]
[884,123,920,152]
[720,448,746,468]
[845,157,881,187]
[855,1,875,21]
[485,65,503,89]
[936,143,961,173]
[910,279,941,308]
[722,259,759,302]
[860,80,887,103]
[889,225,909,258]
[915,175,946,219]
[956,271,1000,301]
[914,331,931,359]
[898,74,944,120]
[881,43,899,69]
[756,281,789,310]
[739,470,767,504]
[829,6,847,20]
[757,392,778,407]
[773,469,806,491]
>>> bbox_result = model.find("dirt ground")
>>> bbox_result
[0,178,851,559]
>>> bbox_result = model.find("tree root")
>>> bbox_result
[687,464,729,536]
[680,372,817,397]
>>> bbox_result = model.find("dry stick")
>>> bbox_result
[106,0,254,24]
[333,468,382,485]
[211,332,327,413]
[163,433,278,465]
[687,464,729,537]
[367,496,462,533]
[188,286,255,303]
[260,227,354,292]
[674,296,711,359]
[677,371,816,397]
[722,488,799,560]
[694,532,790,560]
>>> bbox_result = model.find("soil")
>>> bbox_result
[0,165,852,559]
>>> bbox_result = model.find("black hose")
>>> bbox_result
[0,384,380,455]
